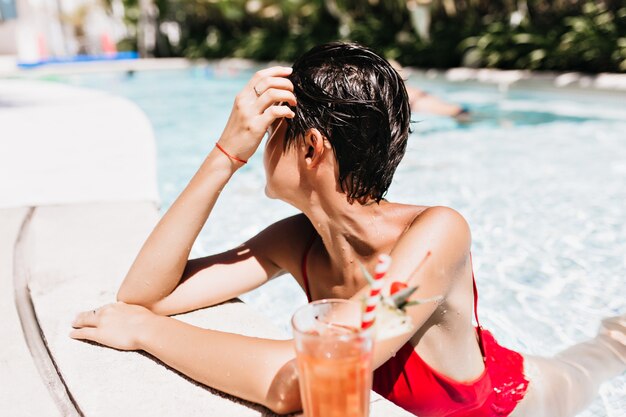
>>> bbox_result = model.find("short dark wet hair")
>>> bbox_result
[286,41,411,204]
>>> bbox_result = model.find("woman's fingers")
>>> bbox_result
[72,310,99,328]
[217,66,295,162]
[261,105,295,126]
[248,68,294,104]
[253,76,294,97]
[255,88,297,114]
[69,327,98,341]
[247,66,293,90]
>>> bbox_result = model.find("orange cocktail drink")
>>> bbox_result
[292,299,374,417]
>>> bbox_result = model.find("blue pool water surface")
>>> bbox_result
[55,67,626,416]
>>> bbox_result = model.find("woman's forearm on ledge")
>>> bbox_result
[117,149,241,306]
[137,314,301,414]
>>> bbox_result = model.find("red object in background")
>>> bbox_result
[37,33,48,59]
[101,33,117,55]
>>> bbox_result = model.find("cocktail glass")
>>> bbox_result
[291,299,374,417]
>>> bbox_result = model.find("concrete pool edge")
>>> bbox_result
[12,207,83,417]
[407,67,626,94]
[0,207,61,417]
[2,57,625,94]
[0,80,414,417]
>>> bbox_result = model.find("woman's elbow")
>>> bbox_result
[264,359,302,415]
[115,287,131,303]
[268,398,301,416]
[115,288,158,312]
[115,287,142,305]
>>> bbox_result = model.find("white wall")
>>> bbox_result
[0,20,18,54]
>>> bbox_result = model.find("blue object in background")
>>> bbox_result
[0,0,18,20]
[17,51,140,68]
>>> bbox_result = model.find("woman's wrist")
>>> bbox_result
[207,144,244,173]
[136,313,163,351]
[215,142,248,164]
[187,146,241,193]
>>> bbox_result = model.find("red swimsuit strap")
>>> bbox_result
[301,226,317,303]
[470,253,486,359]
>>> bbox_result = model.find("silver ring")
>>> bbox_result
[253,85,261,97]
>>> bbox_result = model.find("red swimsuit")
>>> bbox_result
[300,230,529,417]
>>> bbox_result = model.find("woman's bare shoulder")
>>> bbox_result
[386,202,469,236]
[246,213,314,273]
[394,204,471,258]
[257,213,312,240]
[414,206,470,233]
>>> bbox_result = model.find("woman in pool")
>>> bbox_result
[71,42,625,417]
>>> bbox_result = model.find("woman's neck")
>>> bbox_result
[300,193,394,274]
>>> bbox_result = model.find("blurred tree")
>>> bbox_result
[459,0,626,72]
[113,0,626,73]
[60,4,93,54]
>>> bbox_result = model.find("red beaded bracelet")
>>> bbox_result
[215,142,248,164]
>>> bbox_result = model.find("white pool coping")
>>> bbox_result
[0,80,159,208]
[406,67,626,95]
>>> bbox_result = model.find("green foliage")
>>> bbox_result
[116,37,138,52]
[159,0,338,61]
[122,0,626,73]
[459,1,626,72]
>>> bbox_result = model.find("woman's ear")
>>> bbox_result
[303,128,327,169]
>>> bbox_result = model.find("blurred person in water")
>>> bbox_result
[407,85,470,120]
[389,59,471,121]
[71,42,625,416]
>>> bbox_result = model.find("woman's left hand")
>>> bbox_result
[70,302,155,351]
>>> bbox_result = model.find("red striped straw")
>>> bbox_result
[361,254,391,330]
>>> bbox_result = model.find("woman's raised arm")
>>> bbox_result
[70,67,300,414]
[116,146,246,307]
[116,66,296,310]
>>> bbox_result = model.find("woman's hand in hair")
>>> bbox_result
[217,66,296,163]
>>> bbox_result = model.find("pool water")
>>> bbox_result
[55,67,625,416]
